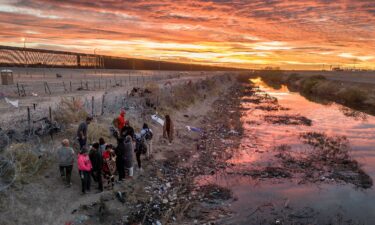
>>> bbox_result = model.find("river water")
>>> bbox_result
[199,78,375,224]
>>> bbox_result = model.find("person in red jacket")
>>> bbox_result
[117,108,126,131]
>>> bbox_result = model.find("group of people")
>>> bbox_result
[57,109,175,194]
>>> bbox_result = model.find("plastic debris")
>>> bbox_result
[186,126,202,133]
[4,97,19,108]
[151,114,165,126]
[116,191,125,204]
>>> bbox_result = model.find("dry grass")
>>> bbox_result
[87,122,114,144]
[157,77,220,115]
[3,143,49,185]
[53,98,88,125]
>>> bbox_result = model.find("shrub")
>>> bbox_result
[300,75,326,95]
[53,98,88,125]
[337,87,367,106]
[87,122,113,144]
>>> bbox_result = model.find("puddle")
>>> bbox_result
[197,78,375,224]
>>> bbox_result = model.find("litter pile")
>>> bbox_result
[272,132,373,189]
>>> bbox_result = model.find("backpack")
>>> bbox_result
[144,129,153,140]
[135,137,147,154]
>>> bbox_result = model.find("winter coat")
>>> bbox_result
[115,139,126,159]
[117,113,126,131]
[77,153,92,171]
[57,146,74,166]
[124,136,133,168]
[102,150,116,174]
[89,149,103,172]
[121,125,135,139]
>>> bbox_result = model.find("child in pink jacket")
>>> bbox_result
[77,148,92,194]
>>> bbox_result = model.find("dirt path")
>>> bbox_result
[0,75,234,225]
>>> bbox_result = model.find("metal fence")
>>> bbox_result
[0,45,244,71]
[0,45,103,68]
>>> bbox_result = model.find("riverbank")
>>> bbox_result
[0,74,244,225]
[206,76,375,225]
[251,70,375,116]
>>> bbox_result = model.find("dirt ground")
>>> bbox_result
[0,73,237,225]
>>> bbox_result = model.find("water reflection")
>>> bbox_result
[204,78,375,224]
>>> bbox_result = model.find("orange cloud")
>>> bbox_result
[0,0,375,69]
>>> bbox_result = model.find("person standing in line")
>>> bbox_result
[89,143,103,192]
[121,121,135,140]
[57,139,75,187]
[99,137,106,155]
[102,144,115,189]
[117,108,127,131]
[77,147,92,194]
[123,135,134,178]
[115,137,126,181]
[163,115,174,145]
[140,123,153,158]
[77,116,93,150]
[134,133,147,172]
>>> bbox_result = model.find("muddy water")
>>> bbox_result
[199,78,375,224]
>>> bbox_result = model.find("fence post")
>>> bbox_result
[44,82,51,95]
[91,96,94,116]
[27,107,31,130]
[16,83,20,96]
[49,106,52,121]
[63,81,67,92]
[101,94,105,115]
[21,84,26,96]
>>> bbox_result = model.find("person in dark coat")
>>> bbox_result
[121,121,135,140]
[77,116,93,150]
[124,135,134,178]
[89,142,103,192]
[115,137,126,181]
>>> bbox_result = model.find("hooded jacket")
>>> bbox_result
[57,146,75,166]
[124,136,133,168]
[77,153,92,171]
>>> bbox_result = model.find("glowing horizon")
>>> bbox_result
[1,0,375,70]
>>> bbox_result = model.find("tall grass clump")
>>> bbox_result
[158,77,220,114]
[300,75,326,95]
[3,143,50,185]
[53,98,88,125]
[337,87,368,107]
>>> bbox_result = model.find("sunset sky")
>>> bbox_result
[1,0,375,70]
